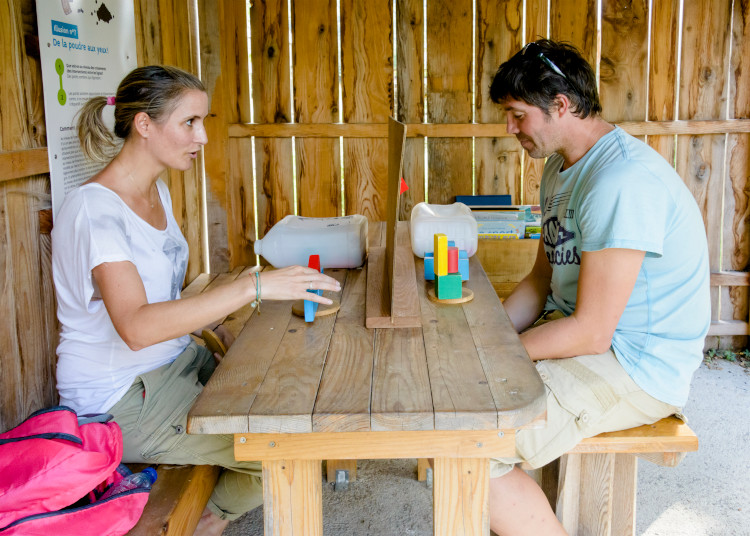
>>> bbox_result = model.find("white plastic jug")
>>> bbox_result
[410,202,478,258]
[254,215,368,268]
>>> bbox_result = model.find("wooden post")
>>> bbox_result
[433,457,490,536]
[263,459,323,536]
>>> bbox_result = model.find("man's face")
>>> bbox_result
[501,98,560,159]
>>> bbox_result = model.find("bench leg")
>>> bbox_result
[556,453,637,536]
[326,459,357,482]
[433,457,489,536]
[417,458,433,481]
[263,459,322,536]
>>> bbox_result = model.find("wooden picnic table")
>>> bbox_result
[187,226,546,536]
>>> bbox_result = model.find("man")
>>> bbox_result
[487,40,710,535]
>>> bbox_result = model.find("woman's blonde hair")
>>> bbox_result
[77,65,206,162]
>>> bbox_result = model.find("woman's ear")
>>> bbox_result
[132,111,152,138]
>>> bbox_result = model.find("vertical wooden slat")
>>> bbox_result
[676,0,732,342]
[293,0,340,218]
[523,0,550,204]
[549,0,598,68]
[425,0,473,204]
[599,0,648,124]
[476,0,524,203]
[221,0,254,269]
[158,0,205,279]
[647,0,680,163]
[341,0,392,221]
[200,0,249,272]
[396,0,425,220]
[722,0,750,347]
[251,0,295,236]
[0,0,56,431]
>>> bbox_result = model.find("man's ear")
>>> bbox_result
[132,111,152,138]
[551,94,571,117]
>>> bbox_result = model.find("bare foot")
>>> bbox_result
[194,507,230,536]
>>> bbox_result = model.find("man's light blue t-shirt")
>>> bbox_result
[540,126,710,407]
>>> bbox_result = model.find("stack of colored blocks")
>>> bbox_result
[304,254,324,322]
[426,234,467,300]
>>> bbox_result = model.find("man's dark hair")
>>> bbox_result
[490,39,601,118]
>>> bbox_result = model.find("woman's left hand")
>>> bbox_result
[258,265,341,305]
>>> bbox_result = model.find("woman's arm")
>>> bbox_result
[93,261,341,351]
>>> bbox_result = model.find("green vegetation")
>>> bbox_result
[704,348,750,369]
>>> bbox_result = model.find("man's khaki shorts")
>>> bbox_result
[490,312,680,479]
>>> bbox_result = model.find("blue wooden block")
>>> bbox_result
[424,253,435,281]
[304,288,323,322]
[448,240,456,248]
[458,250,469,281]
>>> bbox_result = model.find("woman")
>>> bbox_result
[51,65,340,535]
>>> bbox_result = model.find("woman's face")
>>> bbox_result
[148,89,209,171]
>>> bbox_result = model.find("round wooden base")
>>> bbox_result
[291,299,341,318]
[427,287,474,304]
[201,329,227,357]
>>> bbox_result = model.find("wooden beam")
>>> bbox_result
[0,148,49,182]
[711,271,750,286]
[229,119,750,139]
[707,320,749,336]
[234,430,517,461]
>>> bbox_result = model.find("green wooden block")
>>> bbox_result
[436,273,462,300]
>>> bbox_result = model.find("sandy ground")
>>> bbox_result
[224,360,750,536]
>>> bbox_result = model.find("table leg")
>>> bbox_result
[262,459,322,536]
[433,457,490,535]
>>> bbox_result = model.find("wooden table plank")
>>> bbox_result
[247,269,348,433]
[463,257,547,429]
[371,327,434,431]
[187,298,296,434]
[312,268,374,432]
[417,257,499,430]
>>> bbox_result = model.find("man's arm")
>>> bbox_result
[520,248,645,361]
[502,239,552,332]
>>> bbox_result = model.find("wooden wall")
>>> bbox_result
[217,0,749,345]
[1,0,748,431]
[0,0,201,431]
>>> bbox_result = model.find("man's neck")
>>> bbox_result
[558,117,614,170]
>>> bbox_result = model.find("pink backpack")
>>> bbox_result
[0,406,150,535]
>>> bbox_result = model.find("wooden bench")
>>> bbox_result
[417,415,698,536]
[127,464,221,535]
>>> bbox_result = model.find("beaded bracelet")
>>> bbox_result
[251,272,261,314]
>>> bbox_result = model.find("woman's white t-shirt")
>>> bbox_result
[52,180,191,415]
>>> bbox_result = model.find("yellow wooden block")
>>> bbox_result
[434,233,448,276]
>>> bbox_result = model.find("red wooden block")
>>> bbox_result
[447,247,458,273]
[308,254,321,272]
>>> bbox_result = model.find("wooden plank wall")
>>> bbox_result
[1,0,748,430]
[224,0,749,347]
[0,0,200,431]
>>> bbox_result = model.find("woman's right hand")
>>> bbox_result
[256,265,341,305]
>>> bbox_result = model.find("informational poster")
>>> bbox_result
[37,0,137,216]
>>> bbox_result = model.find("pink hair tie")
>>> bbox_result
[106,96,116,105]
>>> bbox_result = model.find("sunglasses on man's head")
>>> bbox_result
[520,42,569,81]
